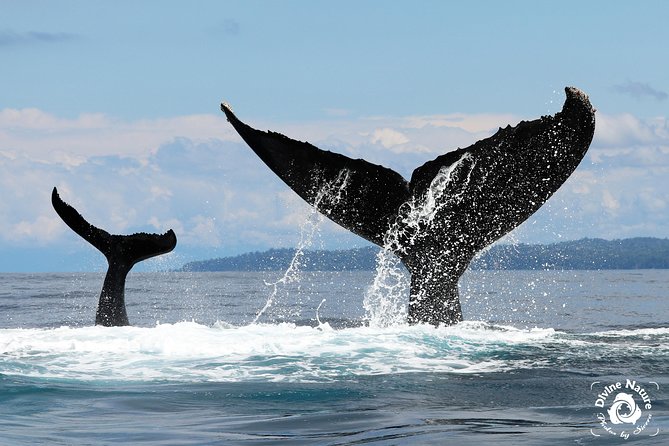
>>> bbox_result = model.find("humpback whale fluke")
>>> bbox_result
[51,188,177,326]
[221,87,595,326]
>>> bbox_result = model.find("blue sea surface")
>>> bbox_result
[0,270,668,445]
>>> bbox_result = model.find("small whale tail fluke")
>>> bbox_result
[51,187,177,326]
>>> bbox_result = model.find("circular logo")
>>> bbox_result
[607,392,642,425]
[590,379,659,440]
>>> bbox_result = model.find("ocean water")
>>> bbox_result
[0,270,668,445]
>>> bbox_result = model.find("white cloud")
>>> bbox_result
[593,112,668,149]
[394,112,520,133]
[275,111,523,155]
[150,185,173,201]
[0,108,238,162]
[0,106,524,167]
[2,106,669,269]
[0,108,109,130]
[11,215,64,242]
[601,190,621,213]
[370,128,409,148]
[149,216,184,235]
[189,215,221,246]
[639,189,667,211]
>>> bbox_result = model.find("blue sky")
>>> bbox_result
[1,0,668,271]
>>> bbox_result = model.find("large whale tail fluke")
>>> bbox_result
[51,187,177,326]
[222,87,595,326]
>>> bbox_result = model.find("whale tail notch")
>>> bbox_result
[51,187,177,326]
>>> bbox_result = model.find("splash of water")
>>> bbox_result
[364,153,475,327]
[315,298,327,328]
[4,321,663,382]
[253,170,351,323]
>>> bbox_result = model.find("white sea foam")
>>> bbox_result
[2,321,663,383]
[588,327,669,337]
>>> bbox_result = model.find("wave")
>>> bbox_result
[1,321,667,383]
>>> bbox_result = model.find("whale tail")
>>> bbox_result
[51,187,177,326]
[222,87,595,326]
[51,187,177,269]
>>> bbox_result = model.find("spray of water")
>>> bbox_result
[364,153,475,327]
[253,170,351,323]
[315,298,327,328]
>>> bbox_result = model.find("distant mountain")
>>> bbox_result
[179,238,669,272]
[470,237,669,270]
[181,247,378,272]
